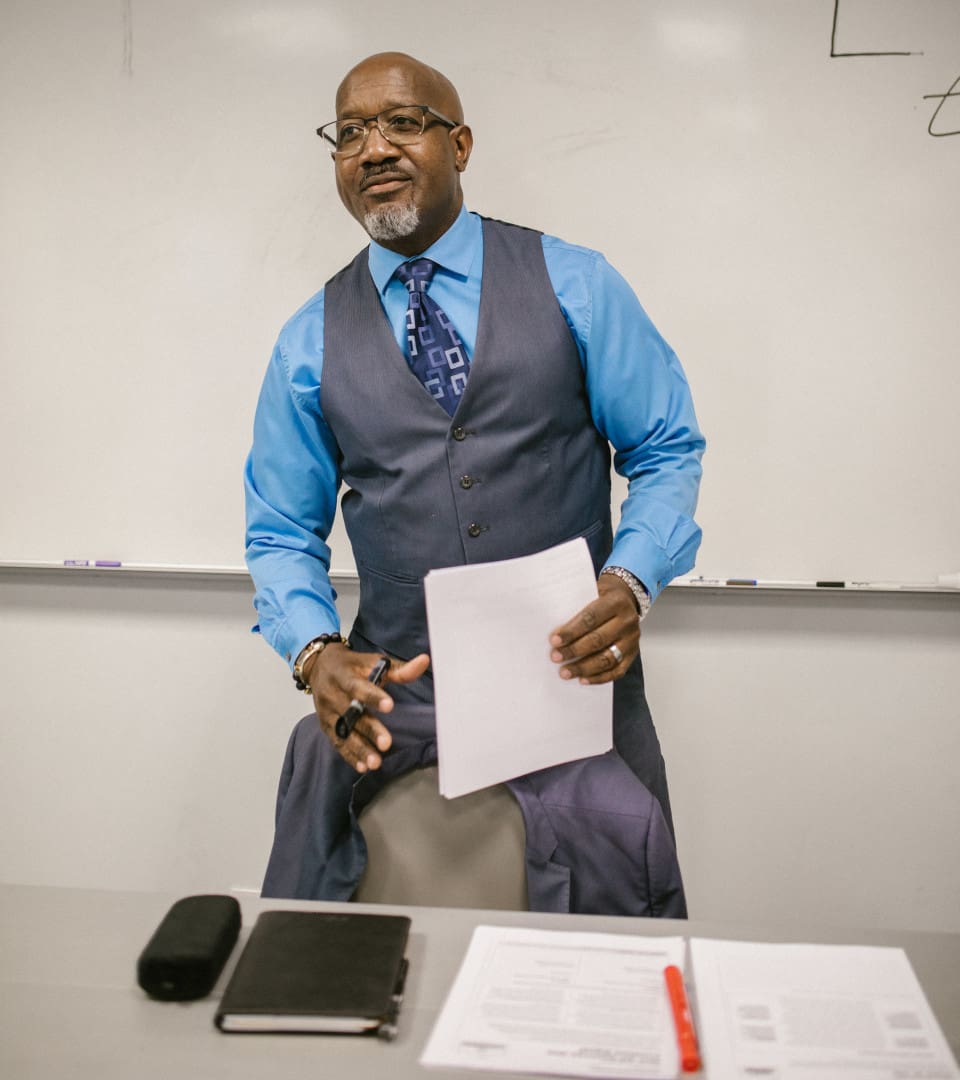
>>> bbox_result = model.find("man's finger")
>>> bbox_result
[325,709,392,772]
[385,653,431,685]
[550,601,603,648]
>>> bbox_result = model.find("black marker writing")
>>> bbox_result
[924,74,960,138]
[830,0,918,58]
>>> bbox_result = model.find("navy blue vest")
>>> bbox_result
[262,220,683,910]
[322,218,613,660]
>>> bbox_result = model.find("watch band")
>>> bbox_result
[600,566,652,622]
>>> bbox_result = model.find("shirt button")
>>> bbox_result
[460,475,475,489]
[467,523,482,538]
[452,426,467,441]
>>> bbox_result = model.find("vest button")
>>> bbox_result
[467,523,482,538]
[452,426,467,441]
[459,475,474,489]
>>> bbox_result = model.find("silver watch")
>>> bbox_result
[601,566,651,621]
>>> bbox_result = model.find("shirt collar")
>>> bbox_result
[367,205,480,295]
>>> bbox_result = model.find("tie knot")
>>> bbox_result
[395,257,436,293]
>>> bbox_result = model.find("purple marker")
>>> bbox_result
[94,560,122,568]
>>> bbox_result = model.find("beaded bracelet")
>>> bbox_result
[292,633,345,693]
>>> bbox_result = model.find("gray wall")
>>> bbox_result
[2,569,957,934]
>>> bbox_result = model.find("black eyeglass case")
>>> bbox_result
[137,894,242,1001]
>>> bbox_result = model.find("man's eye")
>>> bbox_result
[385,113,420,132]
[337,123,364,145]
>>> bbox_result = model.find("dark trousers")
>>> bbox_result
[261,651,687,917]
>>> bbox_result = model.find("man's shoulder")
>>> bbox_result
[537,231,609,309]
[275,279,335,367]
[539,231,605,268]
[476,214,542,239]
[478,214,605,276]
[279,246,370,338]
[280,286,325,341]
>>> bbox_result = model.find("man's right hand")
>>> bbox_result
[303,644,430,773]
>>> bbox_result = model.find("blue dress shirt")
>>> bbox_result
[244,208,705,666]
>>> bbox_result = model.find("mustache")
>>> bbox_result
[359,164,411,190]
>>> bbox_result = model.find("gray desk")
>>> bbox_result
[1,884,957,1079]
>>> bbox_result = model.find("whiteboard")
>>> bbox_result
[2,0,958,582]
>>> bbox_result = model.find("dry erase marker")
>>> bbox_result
[335,656,390,740]
[664,964,701,1073]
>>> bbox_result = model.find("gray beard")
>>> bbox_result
[364,203,420,242]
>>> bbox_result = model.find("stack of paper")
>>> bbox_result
[424,538,613,798]
[690,937,959,1079]
[420,928,959,1079]
[420,925,685,1078]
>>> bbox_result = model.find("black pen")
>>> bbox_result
[335,656,390,739]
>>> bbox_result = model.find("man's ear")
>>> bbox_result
[451,124,473,172]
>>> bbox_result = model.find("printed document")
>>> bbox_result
[690,937,959,1079]
[420,924,686,1078]
[423,538,612,798]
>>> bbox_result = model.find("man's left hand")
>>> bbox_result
[549,575,641,684]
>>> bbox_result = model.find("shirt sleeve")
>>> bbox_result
[243,293,343,667]
[543,239,706,601]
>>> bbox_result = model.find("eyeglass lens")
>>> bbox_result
[327,107,427,155]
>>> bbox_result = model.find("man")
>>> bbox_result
[244,52,705,915]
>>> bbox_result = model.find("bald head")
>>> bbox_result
[336,52,465,124]
[331,51,473,256]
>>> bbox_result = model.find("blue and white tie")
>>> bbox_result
[395,259,470,416]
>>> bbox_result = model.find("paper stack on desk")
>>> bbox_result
[689,937,959,1079]
[420,925,686,1078]
[420,927,959,1079]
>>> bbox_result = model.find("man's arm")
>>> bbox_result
[244,335,342,664]
[244,323,430,772]
[544,242,705,682]
[580,252,704,597]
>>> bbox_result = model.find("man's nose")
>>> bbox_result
[357,121,398,164]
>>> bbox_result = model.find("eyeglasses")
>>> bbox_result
[317,104,457,158]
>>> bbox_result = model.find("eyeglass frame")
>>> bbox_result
[316,104,459,158]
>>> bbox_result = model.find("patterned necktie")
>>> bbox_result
[395,259,470,416]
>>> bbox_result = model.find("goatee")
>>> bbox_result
[364,203,420,242]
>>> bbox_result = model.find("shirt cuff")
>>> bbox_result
[255,604,341,670]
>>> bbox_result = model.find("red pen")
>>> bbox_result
[664,964,701,1073]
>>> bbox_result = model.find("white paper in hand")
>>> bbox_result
[424,538,613,798]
